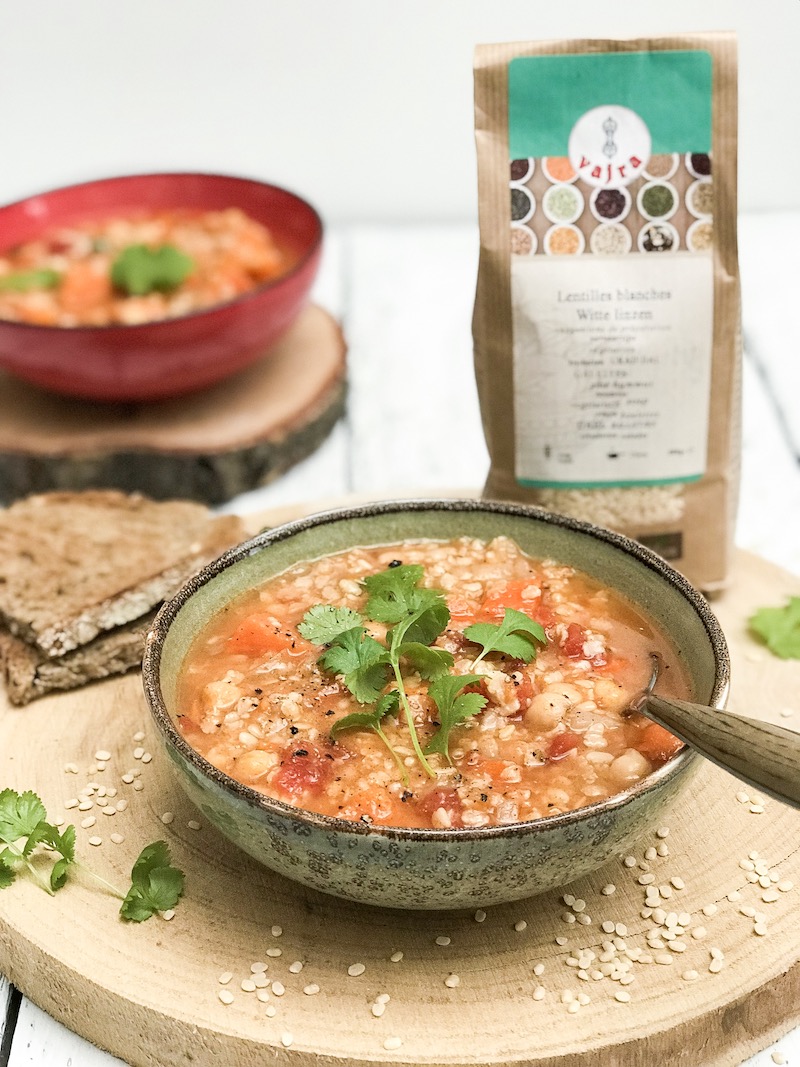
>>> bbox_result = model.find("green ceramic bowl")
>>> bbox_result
[142,499,729,910]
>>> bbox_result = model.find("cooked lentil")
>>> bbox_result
[177,536,690,830]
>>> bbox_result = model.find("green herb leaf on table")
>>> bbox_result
[298,604,364,645]
[0,788,48,842]
[120,840,185,923]
[465,607,547,668]
[425,674,488,763]
[111,244,194,296]
[749,597,800,659]
[0,788,184,920]
[0,857,15,889]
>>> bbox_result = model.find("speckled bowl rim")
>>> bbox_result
[142,498,730,844]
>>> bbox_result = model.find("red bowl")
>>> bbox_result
[0,173,323,402]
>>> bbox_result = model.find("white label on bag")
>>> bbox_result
[512,252,713,488]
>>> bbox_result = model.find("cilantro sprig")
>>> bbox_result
[424,674,488,763]
[300,564,454,778]
[0,788,183,921]
[299,565,549,778]
[749,597,800,660]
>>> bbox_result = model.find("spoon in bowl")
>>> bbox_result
[630,654,800,810]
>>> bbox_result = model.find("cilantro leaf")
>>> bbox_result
[120,840,184,922]
[298,605,364,645]
[749,597,800,660]
[364,565,443,626]
[399,599,450,647]
[465,608,547,667]
[399,642,454,680]
[0,789,48,843]
[318,627,390,703]
[331,691,400,740]
[331,692,407,781]
[111,244,194,296]
[0,268,61,293]
[0,857,15,889]
[425,674,488,763]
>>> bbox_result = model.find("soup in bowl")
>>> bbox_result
[142,499,729,909]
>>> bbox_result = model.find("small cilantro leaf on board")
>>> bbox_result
[318,627,391,703]
[298,604,364,645]
[0,789,76,895]
[0,857,15,889]
[0,788,47,843]
[120,840,185,923]
[111,244,194,296]
[425,674,488,763]
[0,268,61,293]
[749,597,800,660]
[465,608,547,668]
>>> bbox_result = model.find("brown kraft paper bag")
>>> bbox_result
[472,33,741,592]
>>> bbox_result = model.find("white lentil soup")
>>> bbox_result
[176,537,690,830]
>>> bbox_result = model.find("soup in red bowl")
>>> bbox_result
[0,172,323,401]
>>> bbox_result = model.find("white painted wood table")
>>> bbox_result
[1,218,799,1066]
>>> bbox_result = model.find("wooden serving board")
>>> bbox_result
[0,304,346,506]
[0,508,799,1067]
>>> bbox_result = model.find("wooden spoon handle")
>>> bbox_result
[644,694,800,810]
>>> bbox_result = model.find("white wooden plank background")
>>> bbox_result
[2,218,799,1067]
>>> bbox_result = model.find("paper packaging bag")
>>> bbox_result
[472,34,741,592]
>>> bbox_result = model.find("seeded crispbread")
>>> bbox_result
[0,491,245,657]
[0,613,153,705]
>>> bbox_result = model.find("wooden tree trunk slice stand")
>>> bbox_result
[0,304,346,506]
[0,501,799,1067]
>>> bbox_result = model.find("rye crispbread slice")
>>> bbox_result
[0,491,245,657]
[0,613,153,705]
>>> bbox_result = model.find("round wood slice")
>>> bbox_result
[0,304,346,506]
[0,509,799,1067]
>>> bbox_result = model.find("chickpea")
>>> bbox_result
[526,691,571,730]
[594,677,629,713]
[608,748,652,783]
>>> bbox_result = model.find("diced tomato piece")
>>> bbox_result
[227,614,308,657]
[417,787,463,827]
[512,671,534,713]
[547,731,581,761]
[272,744,334,798]
[561,622,606,667]
[477,578,541,621]
[562,623,586,659]
[636,723,683,764]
